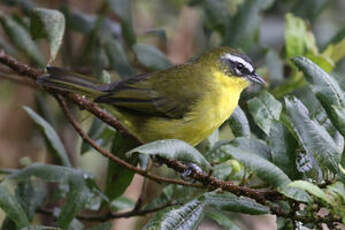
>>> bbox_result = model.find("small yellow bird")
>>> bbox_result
[38,47,265,146]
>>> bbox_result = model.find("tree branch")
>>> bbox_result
[0,50,342,226]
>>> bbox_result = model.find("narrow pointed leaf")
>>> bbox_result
[106,0,136,46]
[224,0,274,52]
[285,13,307,58]
[206,137,271,162]
[292,0,328,23]
[133,43,171,71]
[110,196,135,212]
[247,91,282,136]
[57,175,88,229]
[127,139,211,170]
[212,143,290,188]
[268,121,300,180]
[293,57,345,108]
[23,106,71,167]
[30,8,66,62]
[288,180,328,203]
[205,210,241,230]
[0,184,30,228]
[105,39,134,77]
[284,96,342,173]
[105,133,138,200]
[203,192,269,215]
[0,14,44,66]
[228,106,250,137]
[143,199,205,230]
[8,163,95,229]
[209,141,310,202]
[293,56,345,137]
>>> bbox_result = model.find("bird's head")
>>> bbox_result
[201,47,266,86]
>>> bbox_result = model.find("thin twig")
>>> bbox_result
[0,72,38,88]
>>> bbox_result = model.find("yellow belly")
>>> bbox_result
[110,71,249,146]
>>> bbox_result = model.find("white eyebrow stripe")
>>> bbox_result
[222,53,254,72]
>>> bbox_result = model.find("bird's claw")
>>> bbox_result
[181,163,203,181]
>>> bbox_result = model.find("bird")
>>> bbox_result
[38,47,265,146]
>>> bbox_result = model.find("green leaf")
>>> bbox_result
[293,57,345,107]
[106,0,136,46]
[294,86,344,150]
[15,180,46,220]
[247,91,282,136]
[197,129,219,154]
[0,183,30,228]
[203,192,269,215]
[288,180,328,203]
[1,0,34,14]
[144,185,174,210]
[268,121,300,180]
[8,163,95,229]
[284,96,342,173]
[110,196,135,212]
[326,182,345,217]
[228,106,250,138]
[211,163,233,180]
[265,49,284,87]
[292,0,329,23]
[23,106,71,167]
[30,8,65,62]
[86,222,112,230]
[8,163,82,182]
[104,39,134,77]
[285,13,307,58]
[81,118,106,154]
[201,0,231,36]
[127,139,211,170]
[105,133,138,200]
[324,38,345,63]
[57,175,89,229]
[0,37,17,56]
[332,105,345,137]
[64,10,96,34]
[206,137,271,162]
[212,143,290,188]
[205,210,241,230]
[133,43,172,71]
[293,56,345,137]
[0,14,44,66]
[209,140,310,202]
[143,199,205,230]
[224,0,274,52]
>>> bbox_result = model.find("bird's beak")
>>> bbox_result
[247,72,266,86]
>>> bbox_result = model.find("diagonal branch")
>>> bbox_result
[0,49,282,202]
[56,95,200,187]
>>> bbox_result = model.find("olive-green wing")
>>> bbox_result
[95,67,200,119]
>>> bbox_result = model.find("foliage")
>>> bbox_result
[0,0,345,230]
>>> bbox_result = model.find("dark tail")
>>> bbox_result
[37,67,105,97]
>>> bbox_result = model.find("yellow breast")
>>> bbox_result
[129,70,250,146]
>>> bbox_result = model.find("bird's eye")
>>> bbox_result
[236,63,245,71]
